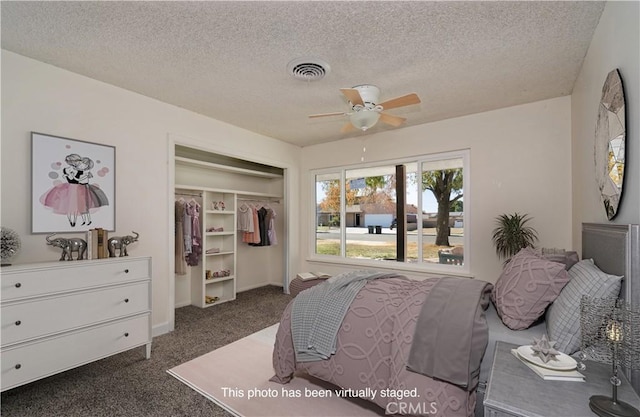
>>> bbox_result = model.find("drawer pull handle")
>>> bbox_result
[15,320,21,326]
[124,298,129,303]
[124,269,129,273]
[15,283,21,288]
[15,364,21,370]
[124,332,129,337]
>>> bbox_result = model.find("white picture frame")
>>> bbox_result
[32,132,115,233]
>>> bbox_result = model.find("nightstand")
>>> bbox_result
[484,341,640,417]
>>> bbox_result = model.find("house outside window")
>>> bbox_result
[313,150,469,273]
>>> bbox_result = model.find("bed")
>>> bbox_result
[271,223,639,416]
[272,273,490,416]
[478,223,639,407]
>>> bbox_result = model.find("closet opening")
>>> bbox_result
[171,143,287,326]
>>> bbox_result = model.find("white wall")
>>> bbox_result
[300,97,573,284]
[571,1,640,249]
[0,50,301,335]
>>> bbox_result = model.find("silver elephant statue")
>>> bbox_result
[108,231,139,257]
[46,234,87,261]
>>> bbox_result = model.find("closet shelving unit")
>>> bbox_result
[175,157,282,308]
[175,185,236,308]
[202,189,236,307]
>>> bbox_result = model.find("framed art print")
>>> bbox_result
[32,132,115,233]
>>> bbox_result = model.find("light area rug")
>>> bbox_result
[168,324,385,417]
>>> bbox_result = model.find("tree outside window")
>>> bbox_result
[313,150,468,270]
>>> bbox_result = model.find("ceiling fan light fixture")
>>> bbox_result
[352,84,381,105]
[308,85,419,133]
[350,110,380,131]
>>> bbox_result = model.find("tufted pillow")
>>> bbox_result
[535,248,580,270]
[546,259,622,354]
[492,248,570,330]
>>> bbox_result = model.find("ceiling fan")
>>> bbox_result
[309,85,421,133]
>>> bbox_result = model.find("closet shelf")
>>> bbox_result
[175,157,282,179]
[205,232,234,236]
[176,185,281,200]
[205,275,235,284]
[205,251,234,257]
[206,210,234,215]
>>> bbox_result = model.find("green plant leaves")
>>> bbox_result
[491,212,538,260]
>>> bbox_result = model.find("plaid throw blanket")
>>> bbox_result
[291,270,399,362]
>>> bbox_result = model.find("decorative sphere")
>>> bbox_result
[1,227,21,265]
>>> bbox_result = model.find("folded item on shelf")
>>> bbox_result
[206,248,221,254]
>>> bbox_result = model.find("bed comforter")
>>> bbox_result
[271,275,492,417]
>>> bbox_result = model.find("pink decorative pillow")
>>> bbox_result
[492,248,570,330]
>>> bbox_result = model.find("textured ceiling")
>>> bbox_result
[1,1,605,147]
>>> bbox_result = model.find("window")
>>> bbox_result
[313,150,469,271]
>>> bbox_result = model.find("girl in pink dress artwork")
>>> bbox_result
[40,153,109,227]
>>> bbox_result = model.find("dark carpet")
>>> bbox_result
[0,285,293,417]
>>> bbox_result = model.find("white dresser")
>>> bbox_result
[1,256,152,392]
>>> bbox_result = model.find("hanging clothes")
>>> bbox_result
[186,200,202,266]
[237,203,253,231]
[183,203,192,255]
[267,208,277,245]
[174,199,188,275]
[241,205,256,243]
[239,201,278,247]
[250,206,261,244]
[249,206,270,247]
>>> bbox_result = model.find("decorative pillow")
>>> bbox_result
[492,248,570,330]
[535,248,580,270]
[289,278,327,298]
[546,259,622,354]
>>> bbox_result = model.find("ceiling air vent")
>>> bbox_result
[287,57,330,81]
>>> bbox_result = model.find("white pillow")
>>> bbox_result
[546,259,622,354]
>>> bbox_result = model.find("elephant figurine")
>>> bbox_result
[46,234,87,261]
[108,231,139,257]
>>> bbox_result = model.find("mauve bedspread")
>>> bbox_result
[271,276,488,417]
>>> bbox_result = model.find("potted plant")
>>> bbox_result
[491,213,538,261]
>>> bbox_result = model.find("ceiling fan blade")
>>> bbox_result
[379,112,407,127]
[341,122,356,133]
[308,111,346,118]
[340,88,364,106]
[378,93,421,110]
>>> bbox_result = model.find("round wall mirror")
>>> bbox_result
[595,69,626,220]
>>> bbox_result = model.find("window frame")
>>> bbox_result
[309,149,471,276]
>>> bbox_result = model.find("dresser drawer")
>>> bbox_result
[1,314,150,391]
[1,258,150,301]
[484,407,522,417]
[1,282,150,347]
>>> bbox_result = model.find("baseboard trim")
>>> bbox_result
[237,281,282,293]
[152,321,173,337]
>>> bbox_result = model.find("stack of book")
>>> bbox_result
[296,272,331,281]
[511,347,585,382]
[86,228,109,260]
